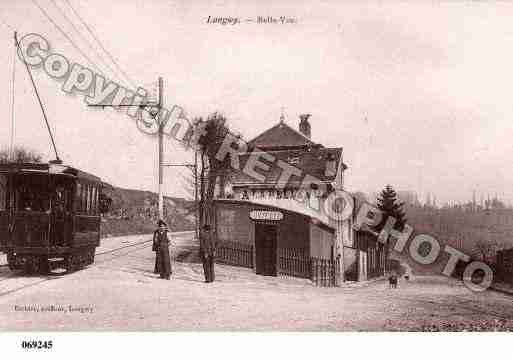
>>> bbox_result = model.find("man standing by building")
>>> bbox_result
[200,224,216,282]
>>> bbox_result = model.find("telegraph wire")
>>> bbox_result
[63,0,139,90]
[31,0,105,76]
[30,1,172,143]
[46,1,173,127]
[47,0,129,88]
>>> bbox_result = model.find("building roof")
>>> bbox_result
[247,121,315,150]
[0,162,101,182]
[232,146,347,186]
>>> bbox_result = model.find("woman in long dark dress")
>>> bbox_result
[152,231,160,274]
[153,220,171,279]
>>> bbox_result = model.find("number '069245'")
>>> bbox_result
[21,340,53,349]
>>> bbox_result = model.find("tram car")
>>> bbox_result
[0,162,102,274]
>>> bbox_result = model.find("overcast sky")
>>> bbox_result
[1,0,513,204]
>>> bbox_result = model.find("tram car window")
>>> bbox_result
[0,174,6,211]
[75,182,82,213]
[0,174,7,249]
[0,163,102,274]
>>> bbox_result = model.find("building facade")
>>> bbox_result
[213,114,385,284]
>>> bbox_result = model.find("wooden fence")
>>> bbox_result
[311,257,340,287]
[278,248,340,287]
[216,240,253,269]
[215,242,340,287]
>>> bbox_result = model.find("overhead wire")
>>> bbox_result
[33,1,164,124]
[30,0,139,135]
[47,0,129,88]
[31,0,105,77]
[30,0,177,147]
[62,0,138,90]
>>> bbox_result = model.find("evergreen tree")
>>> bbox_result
[376,185,407,271]
[376,185,407,230]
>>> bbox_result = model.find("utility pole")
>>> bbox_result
[157,77,164,220]
[89,77,199,231]
[194,149,198,239]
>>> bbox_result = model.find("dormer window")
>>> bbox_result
[325,153,336,177]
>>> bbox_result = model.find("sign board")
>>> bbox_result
[249,210,283,221]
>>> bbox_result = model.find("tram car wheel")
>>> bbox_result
[65,254,76,273]
[23,256,36,274]
[39,255,50,275]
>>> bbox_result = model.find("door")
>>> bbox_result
[255,223,277,276]
[0,173,9,247]
[50,177,74,247]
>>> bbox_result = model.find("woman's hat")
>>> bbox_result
[157,219,167,227]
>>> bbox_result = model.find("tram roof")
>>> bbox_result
[0,162,101,182]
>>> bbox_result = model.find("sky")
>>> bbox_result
[1,0,513,205]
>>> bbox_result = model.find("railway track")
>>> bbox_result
[0,232,194,298]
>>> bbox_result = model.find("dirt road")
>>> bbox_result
[1,234,512,331]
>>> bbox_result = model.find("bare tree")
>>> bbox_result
[0,146,43,164]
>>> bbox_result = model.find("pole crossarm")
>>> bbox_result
[163,163,195,168]
[87,104,156,107]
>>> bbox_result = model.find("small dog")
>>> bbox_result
[388,274,398,289]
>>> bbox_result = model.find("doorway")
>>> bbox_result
[50,177,74,247]
[255,223,277,276]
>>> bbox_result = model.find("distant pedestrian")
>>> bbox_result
[153,220,171,279]
[200,224,216,283]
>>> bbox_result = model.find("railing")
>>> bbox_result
[216,240,253,268]
[215,241,341,287]
[278,248,340,287]
[278,248,311,279]
[311,257,340,287]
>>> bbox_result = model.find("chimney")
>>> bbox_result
[299,114,311,139]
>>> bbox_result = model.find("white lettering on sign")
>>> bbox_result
[249,210,283,221]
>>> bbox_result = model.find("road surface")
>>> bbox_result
[1,232,512,331]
